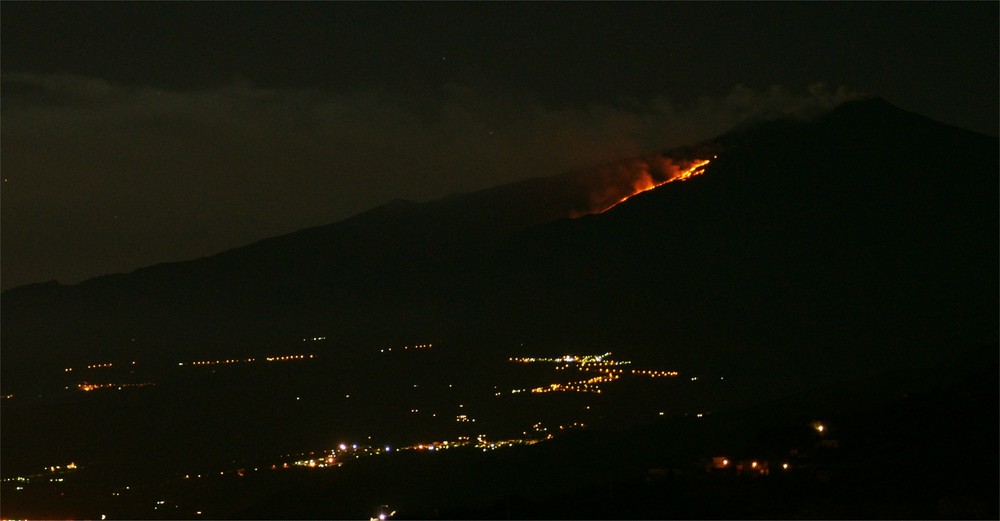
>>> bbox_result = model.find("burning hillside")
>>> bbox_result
[570,155,713,217]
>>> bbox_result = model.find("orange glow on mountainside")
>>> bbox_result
[597,157,713,214]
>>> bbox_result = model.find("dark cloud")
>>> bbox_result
[1,74,861,289]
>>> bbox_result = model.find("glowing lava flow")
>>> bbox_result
[598,157,713,214]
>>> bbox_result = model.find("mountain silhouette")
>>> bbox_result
[2,98,996,395]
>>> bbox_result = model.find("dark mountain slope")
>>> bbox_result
[467,98,996,389]
[0,145,707,387]
[2,98,996,397]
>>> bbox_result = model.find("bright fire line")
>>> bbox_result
[599,157,713,214]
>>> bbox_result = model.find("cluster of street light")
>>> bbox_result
[631,369,679,378]
[77,382,155,392]
[528,372,619,394]
[380,343,433,353]
[175,418,576,486]
[179,354,314,367]
[507,352,681,394]
[3,462,79,491]
[185,358,257,366]
[509,352,615,364]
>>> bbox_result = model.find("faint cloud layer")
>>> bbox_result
[1,74,861,288]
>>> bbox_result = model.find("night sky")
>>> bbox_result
[2,2,996,290]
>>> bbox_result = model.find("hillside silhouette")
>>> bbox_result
[2,98,996,396]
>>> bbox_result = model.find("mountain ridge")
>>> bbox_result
[2,97,996,395]
[2,96,982,294]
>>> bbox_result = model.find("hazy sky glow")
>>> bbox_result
[2,2,996,289]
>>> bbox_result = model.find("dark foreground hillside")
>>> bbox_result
[234,347,999,519]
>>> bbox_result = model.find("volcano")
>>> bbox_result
[2,97,996,393]
[2,96,997,520]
